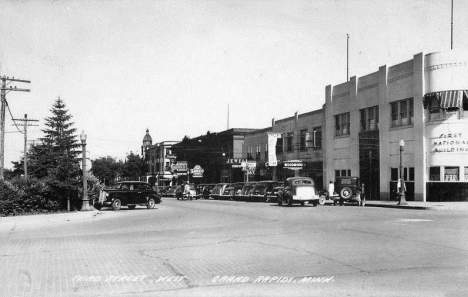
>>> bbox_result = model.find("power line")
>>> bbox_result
[5,99,24,134]
[12,114,39,180]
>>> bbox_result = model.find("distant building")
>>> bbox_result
[140,129,178,186]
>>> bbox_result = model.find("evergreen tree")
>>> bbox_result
[121,152,145,180]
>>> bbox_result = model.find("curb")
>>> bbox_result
[364,203,435,210]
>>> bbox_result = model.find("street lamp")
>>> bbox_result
[398,138,408,205]
[222,152,226,183]
[80,131,92,211]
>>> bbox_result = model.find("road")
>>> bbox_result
[1,198,468,297]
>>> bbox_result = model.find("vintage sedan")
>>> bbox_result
[248,181,281,202]
[94,181,161,211]
[221,182,245,200]
[333,176,365,206]
[238,182,257,201]
[210,183,230,200]
[277,177,320,207]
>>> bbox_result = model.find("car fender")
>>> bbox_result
[111,195,127,205]
[148,194,161,204]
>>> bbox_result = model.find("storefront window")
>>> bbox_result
[444,167,459,181]
[391,168,398,180]
[429,167,440,181]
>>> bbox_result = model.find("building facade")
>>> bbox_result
[242,110,324,185]
[324,50,468,201]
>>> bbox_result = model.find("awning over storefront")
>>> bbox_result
[424,90,467,109]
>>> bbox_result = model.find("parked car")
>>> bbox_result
[230,182,246,201]
[248,181,281,202]
[333,176,365,206]
[277,177,320,207]
[239,182,257,201]
[94,181,161,211]
[210,183,230,200]
[268,182,285,203]
[220,183,235,200]
[165,186,177,198]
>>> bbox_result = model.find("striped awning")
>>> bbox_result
[424,90,465,109]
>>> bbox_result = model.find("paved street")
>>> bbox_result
[1,198,468,297]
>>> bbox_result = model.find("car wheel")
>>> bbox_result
[340,187,353,200]
[319,195,326,205]
[147,198,156,209]
[128,205,136,210]
[112,199,121,211]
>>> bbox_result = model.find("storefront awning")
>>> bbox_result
[424,90,466,109]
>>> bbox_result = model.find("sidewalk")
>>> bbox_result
[0,210,100,231]
[365,200,468,210]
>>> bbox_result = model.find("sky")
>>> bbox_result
[1,0,467,168]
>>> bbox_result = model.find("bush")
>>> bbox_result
[0,178,60,217]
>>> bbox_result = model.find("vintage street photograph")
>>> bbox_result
[1,0,468,296]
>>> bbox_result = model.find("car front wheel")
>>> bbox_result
[147,198,156,209]
[112,199,121,211]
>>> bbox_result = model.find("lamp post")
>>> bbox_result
[398,138,408,205]
[80,131,92,211]
[222,152,226,183]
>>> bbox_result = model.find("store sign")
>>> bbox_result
[284,160,304,170]
[171,161,188,173]
[242,162,257,172]
[166,154,177,159]
[268,132,282,167]
[227,158,247,164]
[191,165,204,178]
[432,133,468,153]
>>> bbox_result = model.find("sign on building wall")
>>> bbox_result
[171,161,188,174]
[268,132,282,166]
[191,165,204,178]
[284,160,304,170]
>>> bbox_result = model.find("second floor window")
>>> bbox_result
[391,98,413,127]
[285,132,294,152]
[299,129,307,151]
[335,113,350,136]
[256,145,261,160]
[312,127,322,148]
[247,146,253,160]
[264,144,268,159]
[276,137,283,154]
[360,106,379,131]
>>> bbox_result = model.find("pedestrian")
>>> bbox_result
[184,182,192,200]
[328,180,335,198]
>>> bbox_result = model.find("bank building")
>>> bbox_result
[324,49,468,202]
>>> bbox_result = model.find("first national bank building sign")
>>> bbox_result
[432,133,468,153]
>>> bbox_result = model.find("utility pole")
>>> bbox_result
[0,76,31,180]
[451,0,454,49]
[12,114,39,180]
[347,34,349,82]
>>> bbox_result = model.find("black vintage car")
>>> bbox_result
[333,176,365,206]
[248,181,281,202]
[94,181,161,211]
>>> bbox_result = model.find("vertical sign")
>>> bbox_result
[267,132,282,166]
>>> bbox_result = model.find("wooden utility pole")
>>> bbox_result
[451,0,454,49]
[12,114,39,180]
[1,76,31,180]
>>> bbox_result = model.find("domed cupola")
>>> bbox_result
[143,129,152,146]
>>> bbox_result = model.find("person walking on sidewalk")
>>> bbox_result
[328,181,335,198]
